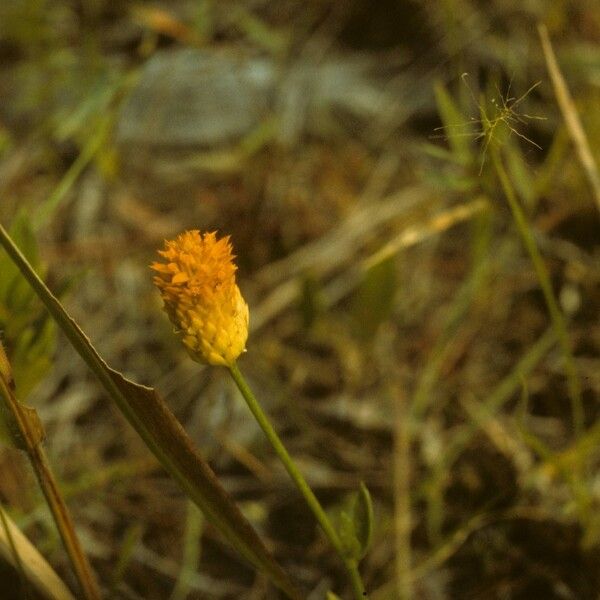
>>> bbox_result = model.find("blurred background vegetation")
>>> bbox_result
[1,0,600,598]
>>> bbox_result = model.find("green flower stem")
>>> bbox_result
[228,362,367,600]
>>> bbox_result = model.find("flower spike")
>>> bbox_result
[152,230,249,366]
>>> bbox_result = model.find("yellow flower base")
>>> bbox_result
[152,231,249,366]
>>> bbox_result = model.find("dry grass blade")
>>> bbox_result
[251,186,430,330]
[362,197,489,271]
[538,23,600,216]
[0,507,76,600]
[393,385,412,600]
[252,192,486,332]
[256,186,431,287]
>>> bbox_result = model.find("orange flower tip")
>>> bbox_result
[152,230,249,366]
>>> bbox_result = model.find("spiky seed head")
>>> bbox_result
[151,231,249,367]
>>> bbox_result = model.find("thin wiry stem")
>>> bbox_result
[490,146,583,434]
[394,385,412,600]
[538,24,600,215]
[228,362,367,600]
[0,375,101,600]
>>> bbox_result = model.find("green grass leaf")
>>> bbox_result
[335,482,375,562]
[433,81,472,164]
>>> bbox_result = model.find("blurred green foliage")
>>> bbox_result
[0,213,55,398]
[334,482,374,561]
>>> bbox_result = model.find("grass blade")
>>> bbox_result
[0,506,76,600]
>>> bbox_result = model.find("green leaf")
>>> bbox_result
[0,211,40,308]
[326,592,343,600]
[11,316,56,397]
[352,256,397,341]
[433,81,472,164]
[420,141,464,164]
[0,222,302,600]
[355,482,374,558]
[336,482,375,561]
[0,213,57,397]
[504,140,536,209]
[297,273,323,330]
[0,343,45,452]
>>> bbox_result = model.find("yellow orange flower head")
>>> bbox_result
[151,231,249,367]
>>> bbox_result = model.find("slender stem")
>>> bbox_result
[31,444,102,599]
[490,146,583,434]
[228,362,367,600]
[0,376,101,600]
[394,386,412,600]
[538,24,600,215]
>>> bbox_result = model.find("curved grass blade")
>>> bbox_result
[0,506,76,600]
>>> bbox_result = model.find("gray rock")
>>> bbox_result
[116,48,426,152]
[117,49,276,148]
